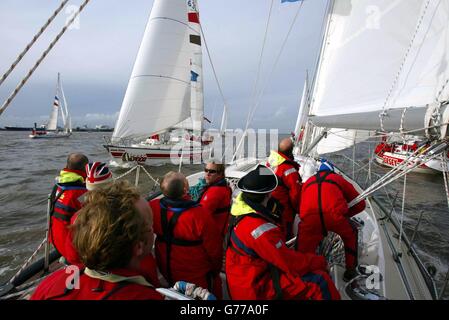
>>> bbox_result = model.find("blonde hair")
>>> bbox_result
[72,180,147,271]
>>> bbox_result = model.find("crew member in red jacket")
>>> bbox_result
[296,159,366,281]
[31,181,163,300]
[49,153,88,259]
[226,165,340,300]
[62,161,114,265]
[150,171,223,298]
[267,138,302,240]
[194,161,232,237]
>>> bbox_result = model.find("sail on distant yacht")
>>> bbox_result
[103,0,212,166]
[29,73,71,139]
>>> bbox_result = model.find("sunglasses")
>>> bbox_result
[204,168,218,174]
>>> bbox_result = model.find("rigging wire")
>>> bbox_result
[0,0,92,117]
[233,0,305,161]
[0,0,70,88]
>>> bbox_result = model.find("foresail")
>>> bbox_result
[310,0,449,132]
[316,128,371,155]
[112,0,192,141]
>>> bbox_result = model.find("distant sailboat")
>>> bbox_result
[104,0,211,166]
[29,73,71,139]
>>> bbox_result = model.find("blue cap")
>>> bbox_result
[318,159,335,172]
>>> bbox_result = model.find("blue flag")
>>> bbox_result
[281,0,302,3]
[191,71,199,82]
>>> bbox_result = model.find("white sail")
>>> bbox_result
[220,104,228,134]
[47,94,60,131]
[310,0,449,132]
[294,75,309,144]
[316,129,371,155]
[112,0,192,142]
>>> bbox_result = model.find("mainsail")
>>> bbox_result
[46,95,60,131]
[112,0,193,142]
[309,0,449,135]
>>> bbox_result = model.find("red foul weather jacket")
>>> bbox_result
[150,197,223,293]
[297,171,366,269]
[63,213,161,287]
[30,267,163,300]
[49,169,87,259]
[300,171,366,222]
[267,150,302,239]
[225,194,337,300]
[198,178,232,237]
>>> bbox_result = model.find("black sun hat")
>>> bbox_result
[237,164,278,194]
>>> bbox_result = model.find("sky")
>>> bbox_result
[0,0,327,132]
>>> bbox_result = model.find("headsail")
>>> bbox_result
[112,0,193,142]
[310,0,449,134]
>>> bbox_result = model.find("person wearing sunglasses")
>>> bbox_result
[190,161,232,238]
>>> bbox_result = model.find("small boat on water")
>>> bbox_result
[29,73,71,139]
[374,136,449,174]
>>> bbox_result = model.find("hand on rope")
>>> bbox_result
[172,281,217,300]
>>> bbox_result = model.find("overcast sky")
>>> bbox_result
[0,0,327,131]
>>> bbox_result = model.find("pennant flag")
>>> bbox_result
[191,71,199,82]
[203,116,211,123]
[281,0,302,3]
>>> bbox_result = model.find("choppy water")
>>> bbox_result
[0,131,448,298]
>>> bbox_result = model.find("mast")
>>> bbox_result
[300,0,334,154]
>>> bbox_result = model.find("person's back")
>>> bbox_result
[32,181,163,300]
[50,153,88,259]
[266,138,302,240]
[300,169,365,220]
[150,172,223,297]
[297,160,366,281]
[226,165,340,300]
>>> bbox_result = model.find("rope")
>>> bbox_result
[397,173,407,256]
[436,79,449,102]
[233,0,305,161]
[246,0,275,129]
[139,165,160,185]
[0,0,70,87]
[0,0,91,117]
[196,12,229,118]
[8,238,47,285]
[349,141,447,207]
[113,166,138,181]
